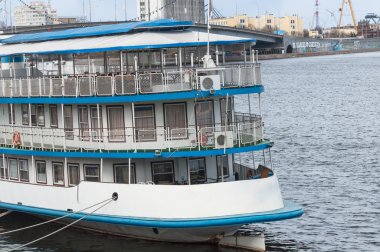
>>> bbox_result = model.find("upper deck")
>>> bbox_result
[0,19,263,104]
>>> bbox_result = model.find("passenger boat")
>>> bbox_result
[0,19,303,247]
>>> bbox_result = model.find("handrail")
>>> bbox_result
[0,64,262,98]
[0,118,263,153]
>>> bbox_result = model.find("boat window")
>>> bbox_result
[0,157,8,179]
[64,105,74,140]
[36,160,47,184]
[8,104,15,125]
[134,105,156,142]
[90,106,103,141]
[189,158,207,183]
[151,162,174,185]
[216,155,230,179]
[195,101,214,129]
[220,98,233,125]
[31,104,45,127]
[107,106,125,142]
[21,104,29,125]
[114,164,136,184]
[19,159,29,182]
[84,164,100,182]
[78,106,90,140]
[164,103,188,139]
[50,105,58,128]
[52,162,64,186]
[8,158,18,180]
[68,163,80,186]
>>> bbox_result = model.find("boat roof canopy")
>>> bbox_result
[0,19,193,44]
[0,20,256,57]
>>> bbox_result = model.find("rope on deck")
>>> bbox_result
[0,194,117,236]
[7,196,117,252]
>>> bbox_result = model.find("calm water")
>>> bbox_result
[1,52,380,251]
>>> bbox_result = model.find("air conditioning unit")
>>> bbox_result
[200,75,221,91]
[214,131,234,149]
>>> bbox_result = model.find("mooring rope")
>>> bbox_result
[8,197,116,252]
[0,196,115,236]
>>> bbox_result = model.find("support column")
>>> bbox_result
[187,158,191,185]
[128,158,131,184]
[100,158,104,182]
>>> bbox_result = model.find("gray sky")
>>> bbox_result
[5,0,380,28]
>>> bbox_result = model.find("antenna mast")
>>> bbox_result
[315,0,320,29]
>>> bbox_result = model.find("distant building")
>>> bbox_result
[358,21,380,38]
[210,14,304,37]
[137,0,205,23]
[323,26,357,38]
[55,17,80,25]
[14,1,57,27]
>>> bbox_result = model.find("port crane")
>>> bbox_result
[338,0,357,32]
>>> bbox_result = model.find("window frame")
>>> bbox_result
[31,104,45,127]
[21,104,30,125]
[18,159,29,182]
[49,105,58,128]
[151,161,175,185]
[195,100,215,129]
[163,102,188,140]
[52,162,65,186]
[78,105,90,141]
[8,104,15,125]
[133,104,156,142]
[216,155,230,179]
[35,160,47,184]
[113,163,136,184]
[8,158,19,180]
[90,106,103,141]
[0,156,8,179]
[220,98,233,126]
[67,163,80,186]
[188,157,207,183]
[106,105,126,142]
[63,105,74,140]
[83,164,100,182]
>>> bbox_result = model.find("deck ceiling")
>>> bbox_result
[0,30,256,56]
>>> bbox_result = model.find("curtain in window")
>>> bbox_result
[19,160,29,181]
[53,163,64,185]
[195,101,214,129]
[1,157,8,179]
[50,105,58,127]
[68,164,80,186]
[217,155,229,178]
[9,159,18,179]
[37,105,45,126]
[91,107,103,141]
[78,106,89,140]
[64,106,73,139]
[134,105,155,142]
[164,103,187,139]
[21,104,29,125]
[114,165,135,184]
[108,107,125,141]
[84,165,100,182]
[36,161,47,183]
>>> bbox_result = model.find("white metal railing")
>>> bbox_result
[0,119,263,153]
[0,64,261,98]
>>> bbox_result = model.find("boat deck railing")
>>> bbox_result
[0,115,263,153]
[0,64,262,98]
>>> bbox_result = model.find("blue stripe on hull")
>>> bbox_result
[0,86,264,104]
[0,142,271,159]
[0,201,303,228]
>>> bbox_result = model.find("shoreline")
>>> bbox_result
[259,48,380,60]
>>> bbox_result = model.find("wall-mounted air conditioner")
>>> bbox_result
[199,75,221,91]
[214,131,234,149]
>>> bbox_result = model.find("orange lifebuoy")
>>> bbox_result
[12,131,21,147]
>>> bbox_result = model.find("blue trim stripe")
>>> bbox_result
[2,19,194,44]
[0,201,304,228]
[0,86,264,105]
[0,142,272,159]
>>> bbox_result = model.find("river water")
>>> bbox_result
[1,52,380,251]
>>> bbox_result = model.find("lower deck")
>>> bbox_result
[0,153,270,187]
